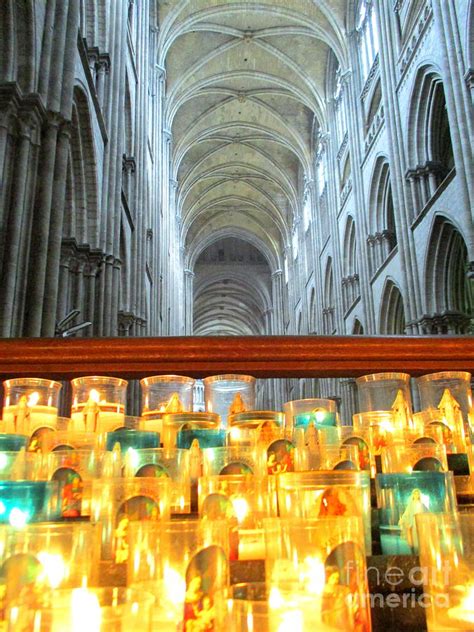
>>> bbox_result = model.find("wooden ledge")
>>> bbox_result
[0,335,472,379]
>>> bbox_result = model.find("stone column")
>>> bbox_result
[0,109,39,336]
[375,3,424,332]
[271,270,284,334]
[96,55,110,109]
[184,268,195,334]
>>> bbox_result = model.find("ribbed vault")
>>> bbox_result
[157,0,349,333]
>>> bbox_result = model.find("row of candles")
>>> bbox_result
[0,370,473,630]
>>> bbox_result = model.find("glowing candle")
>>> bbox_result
[448,585,474,625]
[71,588,102,632]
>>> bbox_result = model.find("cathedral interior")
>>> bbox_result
[0,0,472,416]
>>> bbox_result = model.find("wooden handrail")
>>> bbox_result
[0,335,472,379]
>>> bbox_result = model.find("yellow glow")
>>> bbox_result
[312,408,327,423]
[71,588,101,632]
[379,419,394,433]
[9,508,28,528]
[88,389,100,404]
[0,453,8,470]
[460,585,474,612]
[269,587,285,609]
[28,392,40,407]
[300,556,325,595]
[231,497,249,524]
[163,566,186,605]
[246,610,254,632]
[37,551,67,589]
[277,609,303,632]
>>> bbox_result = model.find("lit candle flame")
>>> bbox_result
[37,551,67,589]
[71,588,102,632]
[231,497,249,524]
[28,392,40,407]
[88,389,100,404]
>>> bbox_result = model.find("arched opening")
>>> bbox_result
[380,280,406,334]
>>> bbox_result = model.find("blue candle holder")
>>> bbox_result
[294,411,337,429]
[376,471,457,555]
[177,428,227,449]
[106,429,160,452]
[0,434,28,451]
[0,481,62,525]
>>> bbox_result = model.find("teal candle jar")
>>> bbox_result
[0,434,28,451]
[106,429,160,452]
[177,428,227,449]
[0,480,62,525]
[376,471,457,555]
[294,410,337,429]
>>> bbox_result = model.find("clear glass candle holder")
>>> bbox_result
[123,448,190,513]
[2,378,62,435]
[7,586,154,631]
[417,371,472,441]
[127,519,229,631]
[226,582,354,632]
[177,427,227,449]
[356,372,412,422]
[199,475,277,560]
[375,471,457,555]
[276,470,372,554]
[283,398,337,431]
[71,376,127,432]
[203,374,256,428]
[0,522,100,613]
[416,513,474,632]
[264,516,371,632]
[162,412,219,450]
[380,443,448,474]
[339,427,372,473]
[140,375,195,435]
[44,449,112,518]
[91,477,171,562]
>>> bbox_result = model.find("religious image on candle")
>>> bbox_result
[183,545,228,632]
[267,439,295,474]
[114,495,161,564]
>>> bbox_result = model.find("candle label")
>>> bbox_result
[0,553,44,615]
[267,439,295,474]
[220,461,253,475]
[324,542,370,632]
[201,493,239,560]
[342,436,371,471]
[135,463,169,478]
[398,488,430,553]
[333,459,358,471]
[184,545,228,631]
[413,456,443,472]
[27,426,55,453]
[114,495,160,563]
[317,488,358,517]
[52,466,83,518]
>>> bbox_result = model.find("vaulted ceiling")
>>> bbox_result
[157,0,349,332]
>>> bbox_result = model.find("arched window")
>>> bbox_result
[323,258,335,334]
[342,216,360,311]
[357,0,379,82]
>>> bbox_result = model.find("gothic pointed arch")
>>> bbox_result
[406,66,455,215]
[352,318,364,334]
[422,215,472,334]
[379,279,406,334]
[367,156,397,276]
[342,215,360,312]
[323,256,335,334]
